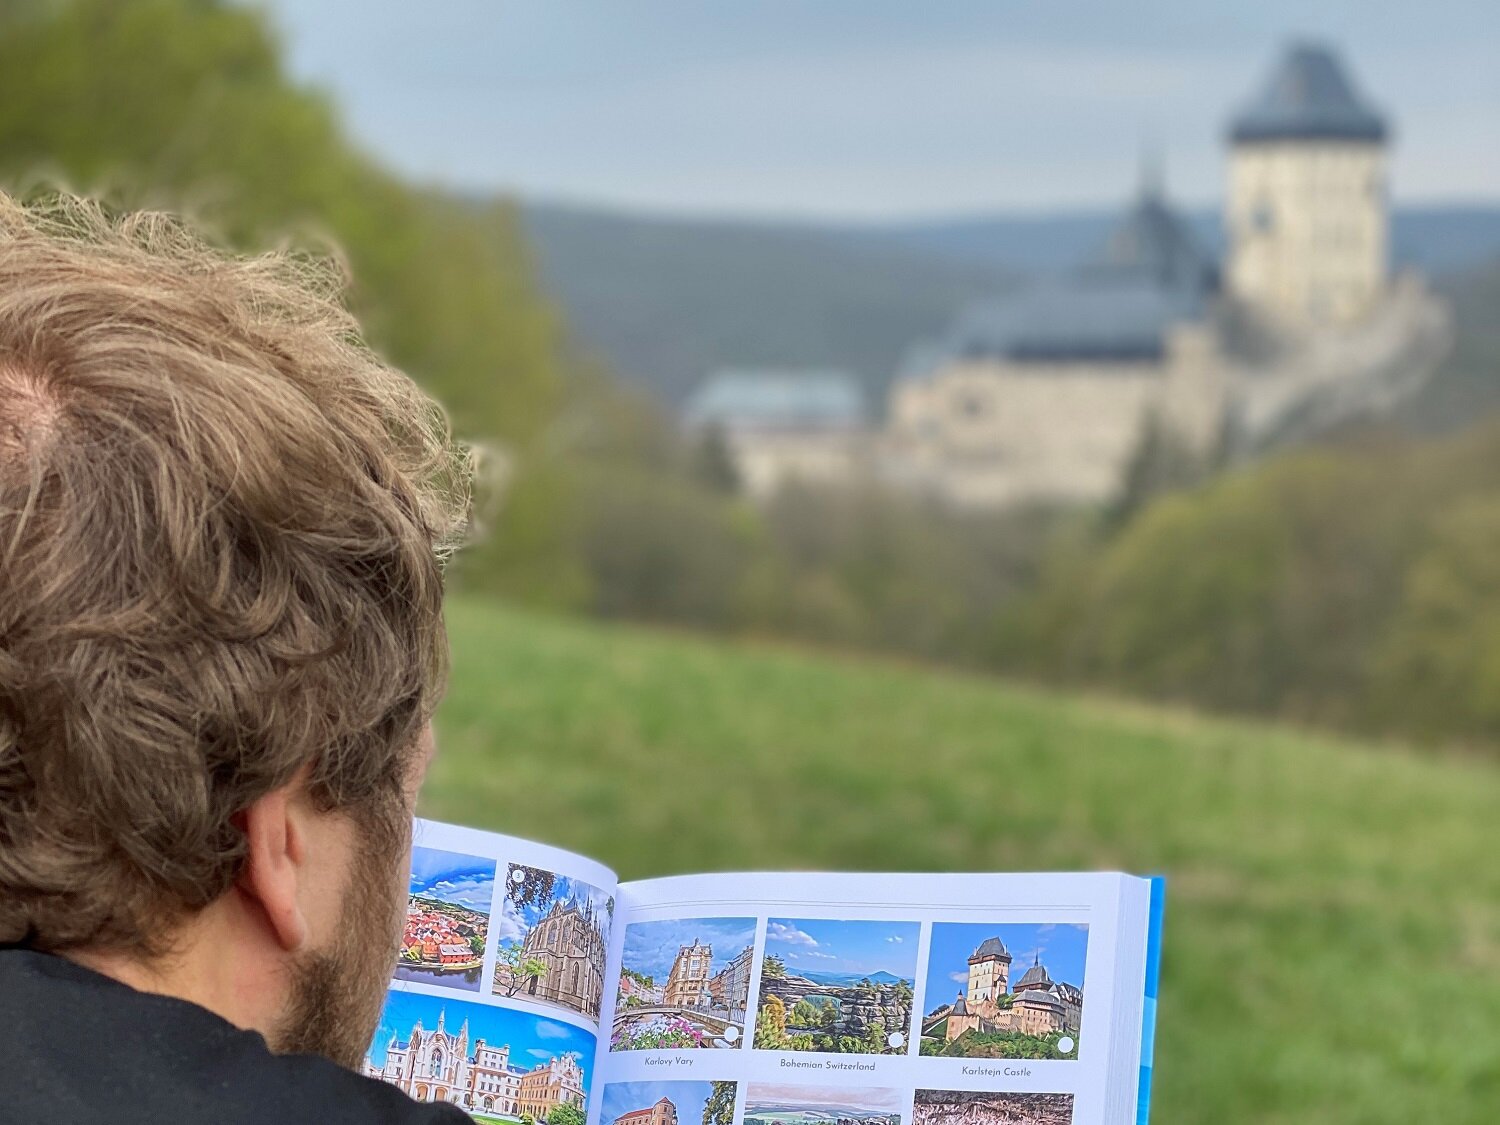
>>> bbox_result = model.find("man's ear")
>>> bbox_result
[237,781,311,953]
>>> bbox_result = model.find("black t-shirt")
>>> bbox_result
[0,948,470,1124]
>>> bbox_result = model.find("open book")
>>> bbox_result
[362,819,1164,1125]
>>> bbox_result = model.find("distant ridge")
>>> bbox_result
[519,198,1500,407]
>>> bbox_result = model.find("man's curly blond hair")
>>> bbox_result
[0,193,472,954]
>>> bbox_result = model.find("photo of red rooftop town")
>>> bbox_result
[393,846,499,993]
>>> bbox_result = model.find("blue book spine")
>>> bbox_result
[1136,876,1166,1125]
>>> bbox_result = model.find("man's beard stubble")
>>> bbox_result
[271,816,409,1071]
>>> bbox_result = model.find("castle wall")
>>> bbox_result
[887,336,1223,508]
[726,427,867,499]
[1227,140,1386,328]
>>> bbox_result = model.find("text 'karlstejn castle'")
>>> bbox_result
[684,42,1452,509]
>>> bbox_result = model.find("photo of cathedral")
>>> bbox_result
[364,991,593,1122]
[494,863,615,1024]
[919,923,1087,1060]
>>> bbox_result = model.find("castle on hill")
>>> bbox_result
[920,936,1083,1045]
[686,42,1452,508]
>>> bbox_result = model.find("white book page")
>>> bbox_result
[594,873,1133,1125]
[362,818,620,1122]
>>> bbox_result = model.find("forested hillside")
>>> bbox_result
[0,0,564,450]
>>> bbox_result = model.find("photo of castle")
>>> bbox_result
[394,847,498,992]
[364,991,594,1123]
[493,862,614,1024]
[744,1084,904,1125]
[601,1080,737,1125]
[612,917,756,1051]
[919,923,1087,1060]
[753,918,919,1055]
[912,1091,1073,1125]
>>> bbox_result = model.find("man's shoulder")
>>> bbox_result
[0,949,467,1125]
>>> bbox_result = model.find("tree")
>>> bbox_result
[1104,409,1206,531]
[507,865,558,911]
[690,423,740,494]
[761,954,786,979]
[790,999,820,1027]
[702,1081,736,1125]
[495,943,548,997]
[549,1104,586,1125]
[753,995,787,1050]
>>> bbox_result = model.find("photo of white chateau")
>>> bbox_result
[364,993,592,1122]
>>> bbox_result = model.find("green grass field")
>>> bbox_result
[425,596,1500,1124]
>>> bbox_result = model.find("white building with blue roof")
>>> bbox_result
[682,368,868,498]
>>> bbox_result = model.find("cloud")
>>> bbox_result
[621,917,759,980]
[495,896,528,945]
[766,921,819,947]
[534,1020,572,1040]
[949,971,969,984]
[886,935,904,943]
[526,1048,554,1060]
[409,867,498,912]
[803,950,836,959]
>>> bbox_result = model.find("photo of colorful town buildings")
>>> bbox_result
[912,1091,1073,1125]
[754,918,919,1055]
[364,991,595,1122]
[919,923,1087,1060]
[493,862,615,1024]
[601,1081,737,1125]
[394,846,499,992]
[612,917,757,1050]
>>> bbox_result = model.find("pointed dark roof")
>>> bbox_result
[952,991,969,1016]
[971,936,1011,961]
[1091,175,1217,294]
[1015,956,1052,991]
[1230,43,1387,144]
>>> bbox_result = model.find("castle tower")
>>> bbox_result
[1226,42,1389,329]
[966,936,1011,1004]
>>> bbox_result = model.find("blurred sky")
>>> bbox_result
[257,0,1500,219]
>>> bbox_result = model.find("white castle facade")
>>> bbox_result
[686,42,1452,509]
[363,1007,586,1118]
